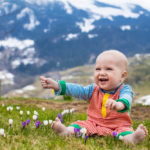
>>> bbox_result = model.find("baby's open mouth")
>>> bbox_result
[99,78,108,82]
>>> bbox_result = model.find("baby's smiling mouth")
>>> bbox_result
[99,78,108,82]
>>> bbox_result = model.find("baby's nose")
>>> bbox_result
[99,70,106,75]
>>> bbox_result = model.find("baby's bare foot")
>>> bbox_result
[120,124,148,144]
[132,124,148,143]
[51,118,69,136]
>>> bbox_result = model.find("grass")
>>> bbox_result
[0,98,150,150]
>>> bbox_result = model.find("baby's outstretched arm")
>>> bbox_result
[40,76,59,91]
[105,99,125,111]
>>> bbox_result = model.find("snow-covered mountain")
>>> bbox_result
[0,0,150,94]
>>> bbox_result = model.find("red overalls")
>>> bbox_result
[72,85,133,136]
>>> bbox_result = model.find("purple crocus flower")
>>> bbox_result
[57,113,62,118]
[74,128,81,137]
[57,113,63,123]
[26,119,30,125]
[84,135,89,144]
[35,121,41,128]
[22,121,26,128]
[37,121,41,124]
[112,131,117,138]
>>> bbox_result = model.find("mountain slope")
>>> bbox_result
[5,54,150,101]
[0,0,150,93]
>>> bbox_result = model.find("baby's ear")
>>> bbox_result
[122,71,127,80]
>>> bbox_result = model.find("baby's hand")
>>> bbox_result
[40,76,59,90]
[105,99,125,111]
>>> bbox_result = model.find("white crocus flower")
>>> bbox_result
[61,111,65,115]
[49,120,53,124]
[70,108,75,113]
[42,107,46,111]
[34,111,38,116]
[20,110,23,115]
[10,106,13,111]
[65,109,69,114]
[33,115,38,121]
[2,104,5,107]
[7,106,13,112]
[9,119,13,126]
[80,128,87,138]
[7,106,10,111]
[16,106,20,110]
[0,128,5,137]
[43,120,48,126]
[61,109,69,115]
[27,111,30,115]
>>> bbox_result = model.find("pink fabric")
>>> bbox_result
[72,85,133,136]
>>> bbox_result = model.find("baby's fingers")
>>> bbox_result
[111,102,116,110]
[105,100,112,108]
[41,83,48,88]
[40,76,47,81]
[105,100,116,110]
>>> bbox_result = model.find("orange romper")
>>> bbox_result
[71,84,133,137]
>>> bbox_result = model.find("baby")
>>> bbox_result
[40,50,148,144]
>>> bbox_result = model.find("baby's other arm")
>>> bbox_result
[66,83,94,100]
[106,85,133,112]
[55,81,94,101]
[105,99,125,111]
[40,76,59,91]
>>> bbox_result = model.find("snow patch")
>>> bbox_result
[0,37,34,50]
[88,34,98,39]
[0,2,18,16]
[64,33,78,41]
[17,7,40,30]
[23,85,36,91]
[14,85,36,94]
[135,54,141,61]
[121,25,131,31]
[0,37,45,69]
[76,18,95,33]
[135,95,150,106]
[0,70,14,85]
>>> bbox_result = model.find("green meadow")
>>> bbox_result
[0,98,150,150]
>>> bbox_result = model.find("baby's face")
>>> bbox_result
[94,54,127,91]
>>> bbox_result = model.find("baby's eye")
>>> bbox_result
[107,67,112,70]
[95,68,101,71]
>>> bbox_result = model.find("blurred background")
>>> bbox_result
[0,0,150,104]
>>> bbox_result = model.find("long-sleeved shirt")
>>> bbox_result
[55,82,133,107]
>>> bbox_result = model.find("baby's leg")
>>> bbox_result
[51,118,74,136]
[119,124,148,144]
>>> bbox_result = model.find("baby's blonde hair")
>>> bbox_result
[97,50,128,72]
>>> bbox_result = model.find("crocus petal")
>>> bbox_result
[49,120,53,124]
[57,113,63,119]
[22,122,26,128]
[35,121,41,128]
[33,115,38,121]
[74,128,81,137]
[60,118,63,123]
[43,120,48,126]
[27,111,30,115]
[84,135,89,144]
[112,131,117,138]
[26,119,30,125]
[20,110,23,115]
[42,107,46,111]
[9,119,13,126]
[0,128,5,136]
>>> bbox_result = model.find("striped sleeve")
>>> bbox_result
[55,81,94,101]
[119,85,133,106]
